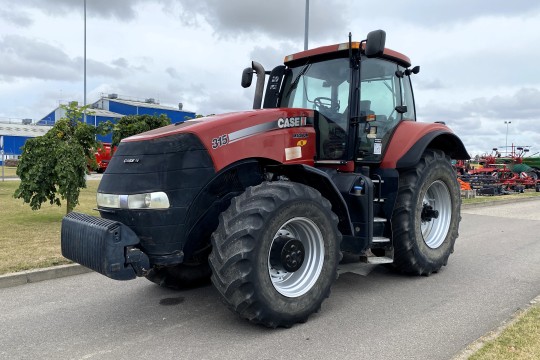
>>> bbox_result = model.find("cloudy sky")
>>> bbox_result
[1,0,540,155]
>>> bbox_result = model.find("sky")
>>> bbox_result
[1,0,540,156]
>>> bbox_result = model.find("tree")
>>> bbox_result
[14,103,108,214]
[111,114,170,148]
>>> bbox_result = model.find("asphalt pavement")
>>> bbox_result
[1,198,539,360]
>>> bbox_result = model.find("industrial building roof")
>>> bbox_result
[0,123,52,137]
[104,97,182,111]
[86,108,123,118]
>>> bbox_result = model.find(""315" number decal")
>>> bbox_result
[211,134,229,149]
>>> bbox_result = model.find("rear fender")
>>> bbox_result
[381,122,470,169]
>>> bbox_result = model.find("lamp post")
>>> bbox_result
[304,0,309,50]
[504,121,511,155]
[84,0,88,125]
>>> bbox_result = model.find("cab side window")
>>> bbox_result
[357,58,401,161]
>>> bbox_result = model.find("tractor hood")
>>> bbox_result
[123,108,317,171]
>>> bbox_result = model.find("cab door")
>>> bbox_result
[356,58,416,162]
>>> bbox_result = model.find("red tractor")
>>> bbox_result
[61,30,469,327]
[93,143,115,173]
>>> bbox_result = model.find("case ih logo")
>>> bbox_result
[277,116,307,128]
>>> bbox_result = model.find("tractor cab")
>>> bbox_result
[244,30,418,165]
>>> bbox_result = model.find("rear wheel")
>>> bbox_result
[209,181,341,328]
[391,149,461,275]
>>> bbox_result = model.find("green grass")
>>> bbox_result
[468,303,540,359]
[0,180,99,275]
[0,166,18,178]
[462,189,540,205]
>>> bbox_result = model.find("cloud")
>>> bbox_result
[112,58,128,67]
[0,35,130,82]
[249,42,299,70]
[421,88,540,122]
[349,0,540,27]
[0,35,80,81]
[0,9,33,27]
[419,88,540,155]
[6,0,144,21]
[173,0,350,41]
[166,67,181,80]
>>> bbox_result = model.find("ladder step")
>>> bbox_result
[374,217,387,223]
[372,236,390,243]
[365,256,393,264]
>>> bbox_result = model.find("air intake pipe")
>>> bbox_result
[251,61,266,109]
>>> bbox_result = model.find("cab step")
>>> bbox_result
[359,249,394,264]
[364,256,393,264]
[372,236,390,243]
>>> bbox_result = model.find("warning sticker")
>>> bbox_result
[373,139,382,155]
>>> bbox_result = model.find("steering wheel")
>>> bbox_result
[314,97,340,112]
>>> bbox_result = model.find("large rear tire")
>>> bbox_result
[391,149,461,275]
[209,181,342,328]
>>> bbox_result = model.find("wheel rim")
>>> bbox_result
[268,217,325,298]
[421,180,452,249]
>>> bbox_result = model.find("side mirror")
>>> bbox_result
[405,66,421,76]
[365,30,386,58]
[395,105,408,114]
[241,68,253,88]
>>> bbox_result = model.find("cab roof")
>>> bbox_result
[284,42,411,68]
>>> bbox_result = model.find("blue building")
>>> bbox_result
[38,105,123,143]
[1,95,195,164]
[0,121,52,165]
[38,94,196,143]
[93,94,195,123]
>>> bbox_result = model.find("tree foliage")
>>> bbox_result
[14,103,109,213]
[111,114,170,148]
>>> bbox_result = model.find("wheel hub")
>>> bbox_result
[270,236,305,272]
[421,204,439,222]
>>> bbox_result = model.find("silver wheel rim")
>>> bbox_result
[421,180,452,249]
[268,217,325,298]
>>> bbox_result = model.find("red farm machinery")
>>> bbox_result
[61,30,469,327]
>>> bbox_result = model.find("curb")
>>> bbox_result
[0,264,92,289]
[453,294,540,360]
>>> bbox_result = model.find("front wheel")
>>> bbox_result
[209,181,342,328]
[391,149,461,275]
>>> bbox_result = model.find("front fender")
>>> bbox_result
[268,164,354,236]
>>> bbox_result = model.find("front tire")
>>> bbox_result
[391,149,461,275]
[209,181,342,328]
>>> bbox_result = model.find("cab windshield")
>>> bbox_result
[281,57,350,159]
[281,58,350,125]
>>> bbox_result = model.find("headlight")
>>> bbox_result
[96,193,120,208]
[97,192,170,209]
